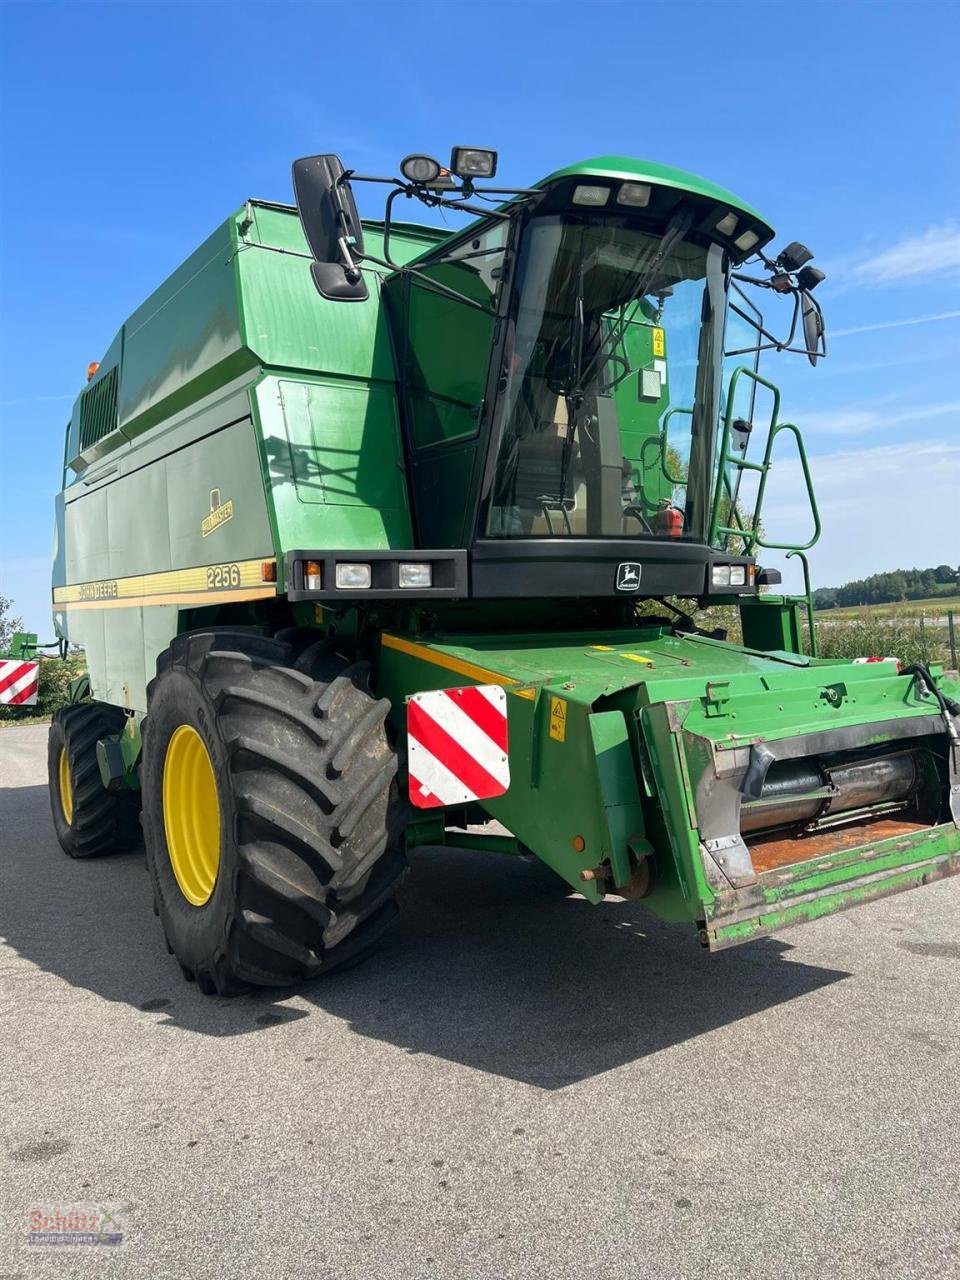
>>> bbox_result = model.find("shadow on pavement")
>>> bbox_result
[0,781,850,1087]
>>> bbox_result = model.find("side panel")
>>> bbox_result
[253,374,414,553]
[239,207,397,381]
[57,418,275,710]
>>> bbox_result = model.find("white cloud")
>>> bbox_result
[830,309,960,338]
[849,222,960,285]
[756,439,960,590]
[797,398,960,437]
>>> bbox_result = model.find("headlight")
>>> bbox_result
[711,564,748,588]
[335,563,372,589]
[398,563,432,589]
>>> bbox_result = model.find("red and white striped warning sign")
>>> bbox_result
[0,659,40,707]
[407,685,510,810]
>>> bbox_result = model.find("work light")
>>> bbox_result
[400,154,442,184]
[572,185,610,207]
[450,147,497,179]
[715,212,738,236]
[617,182,652,207]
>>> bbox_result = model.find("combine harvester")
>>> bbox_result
[48,147,960,992]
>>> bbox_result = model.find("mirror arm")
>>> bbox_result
[416,192,516,222]
[724,292,804,356]
[731,272,780,288]
[340,171,407,188]
[336,233,362,283]
[727,299,793,350]
[730,272,826,360]
[380,185,407,269]
[315,167,536,312]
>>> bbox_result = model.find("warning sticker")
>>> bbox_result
[549,695,567,742]
[652,327,666,358]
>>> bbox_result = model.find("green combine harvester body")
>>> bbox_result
[48,150,960,992]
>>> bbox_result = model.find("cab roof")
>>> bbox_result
[541,155,773,234]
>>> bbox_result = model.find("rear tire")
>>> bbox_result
[141,629,406,994]
[47,703,142,858]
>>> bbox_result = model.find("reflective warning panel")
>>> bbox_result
[0,659,39,706]
[406,685,510,810]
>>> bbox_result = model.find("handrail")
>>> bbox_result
[752,422,821,551]
[708,365,780,549]
[708,365,821,557]
[787,550,818,657]
[658,406,692,486]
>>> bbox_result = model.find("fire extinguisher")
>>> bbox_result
[652,503,683,537]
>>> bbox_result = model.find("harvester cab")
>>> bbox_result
[47,146,960,994]
[292,149,826,602]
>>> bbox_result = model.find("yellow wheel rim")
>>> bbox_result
[58,747,74,824]
[162,725,221,907]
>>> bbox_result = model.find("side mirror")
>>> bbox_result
[800,290,825,366]
[292,154,368,302]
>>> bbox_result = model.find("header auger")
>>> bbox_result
[48,145,959,993]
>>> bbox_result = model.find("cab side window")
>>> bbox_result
[392,222,506,450]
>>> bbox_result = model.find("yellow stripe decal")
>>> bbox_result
[380,633,537,699]
[53,559,276,610]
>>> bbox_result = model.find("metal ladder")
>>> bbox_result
[707,366,823,654]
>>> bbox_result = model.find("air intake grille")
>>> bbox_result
[79,366,119,451]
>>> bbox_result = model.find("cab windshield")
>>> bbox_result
[484,214,727,542]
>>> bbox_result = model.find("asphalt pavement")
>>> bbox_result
[2,723,959,1279]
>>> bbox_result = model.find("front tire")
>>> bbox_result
[47,703,142,858]
[142,630,406,994]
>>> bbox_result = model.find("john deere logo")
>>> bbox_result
[201,489,234,538]
[616,562,642,592]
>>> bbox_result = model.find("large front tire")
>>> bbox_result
[141,630,406,994]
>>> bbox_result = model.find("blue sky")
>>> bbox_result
[1,0,958,636]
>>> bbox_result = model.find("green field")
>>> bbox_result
[815,595,960,622]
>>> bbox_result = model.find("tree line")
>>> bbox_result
[813,565,959,610]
